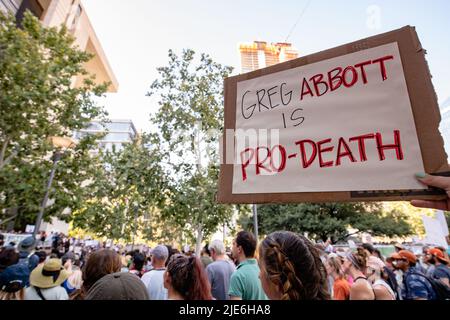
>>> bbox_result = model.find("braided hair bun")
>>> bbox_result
[259,231,330,300]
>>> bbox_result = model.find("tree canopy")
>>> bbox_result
[72,134,167,242]
[239,202,412,243]
[147,49,235,253]
[0,12,108,229]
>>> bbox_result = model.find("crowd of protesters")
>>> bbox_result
[0,173,449,300]
[1,229,449,300]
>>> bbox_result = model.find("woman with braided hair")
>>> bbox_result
[163,254,213,300]
[258,231,330,300]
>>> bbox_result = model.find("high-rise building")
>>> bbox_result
[238,41,299,73]
[233,41,299,243]
[1,0,118,92]
[74,119,138,153]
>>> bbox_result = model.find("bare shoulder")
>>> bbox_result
[350,281,374,300]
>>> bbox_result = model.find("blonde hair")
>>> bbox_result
[68,269,83,289]
[327,256,345,279]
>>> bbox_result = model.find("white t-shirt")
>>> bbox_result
[140,269,168,300]
[25,286,69,300]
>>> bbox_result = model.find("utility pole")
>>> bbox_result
[252,204,258,240]
[33,151,62,238]
[131,204,138,251]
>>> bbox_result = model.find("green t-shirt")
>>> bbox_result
[228,258,268,300]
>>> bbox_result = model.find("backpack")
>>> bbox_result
[405,272,450,300]
[383,266,399,299]
[17,252,33,269]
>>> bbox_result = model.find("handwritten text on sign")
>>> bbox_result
[232,43,425,194]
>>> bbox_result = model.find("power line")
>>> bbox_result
[284,0,312,42]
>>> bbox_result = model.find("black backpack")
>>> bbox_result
[405,272,450,300]
[383,266,399,299]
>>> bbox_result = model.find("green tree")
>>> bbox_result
[0,12,108,229]
[381,201,437,236]
[147,49,234,254]
[239,202,412,243]
[72,134,168,242]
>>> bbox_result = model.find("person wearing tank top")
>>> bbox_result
[342,250,375,300]
[367,255,396,300]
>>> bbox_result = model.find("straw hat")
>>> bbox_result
[30,258,69,288]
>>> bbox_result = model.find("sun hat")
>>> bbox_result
[85,272,149,300]
[30,258,70,288]
[18,236,36,253]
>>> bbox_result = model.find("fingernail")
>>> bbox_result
[415,172,427,179]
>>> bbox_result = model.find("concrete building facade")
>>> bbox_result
[1,0,119,234]
[1,0,118,92]
[74,119,138,153]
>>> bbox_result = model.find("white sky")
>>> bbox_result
[82,0,450,132]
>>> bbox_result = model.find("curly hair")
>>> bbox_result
[166,254,212,300]
[259,231,330,300]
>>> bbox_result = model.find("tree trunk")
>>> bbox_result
[0,138,9,169]
[195,222,203,257]
[6,207,18,232]
[0,138,17,170]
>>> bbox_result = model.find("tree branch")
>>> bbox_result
[335,230,363,244]
[0,137,10,168]
[0,209,18,226]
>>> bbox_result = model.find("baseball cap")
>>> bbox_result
[393,250,417,264]
[0,263,30,293]
[428,248,449,264]
[85,272,149,300]
[150,245,169,260]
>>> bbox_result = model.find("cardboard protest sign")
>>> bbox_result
[422,215,449,249]
[435,210,449,237]
[218,26,449,203]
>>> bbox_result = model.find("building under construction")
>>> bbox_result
[238,41,299,73]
